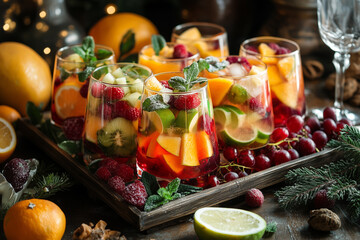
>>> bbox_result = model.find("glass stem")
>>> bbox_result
[332,52,350,115]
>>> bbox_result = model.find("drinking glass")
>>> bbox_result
[171,22,229,58]
[138,42,199,74]
[317,0,360,123]
[51,44,115,126]
[240,36,306,127]
[83,63,152,165]
[204,56,274,150]
[136,72,219,181]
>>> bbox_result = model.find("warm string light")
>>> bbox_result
[105,4,117,15]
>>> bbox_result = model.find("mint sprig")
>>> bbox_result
[151,35,166,56]
[142,94,170,112]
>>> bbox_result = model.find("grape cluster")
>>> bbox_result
[201,107,352,188]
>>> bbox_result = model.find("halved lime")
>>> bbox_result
[214,107,232,128]
[222,105,245,129]
[219,125,257,147]
[194,207,266,240]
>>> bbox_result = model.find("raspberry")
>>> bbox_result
[104,86,125,101]
[121,180,148,209]
[112,101,140,121]
[79,81,89,98]
[102,159,120,175]
[173,94,201,110]
[124,107,140,121]
[91,82,105,98]
[97,103,113,119]
[95,166,112,181]
[249,97,265,114]
[3,158,30,192]
[107,175,125,194]
[245,45,259,53]
[245,188,264,207]
[113,164,134,183]
[173,44,188,58]
[313,189,335,209]
[225,56,251,72]
[268,42,280,51]
[276,47,291,55]
[160,80,172,90]
[62,116,84,140]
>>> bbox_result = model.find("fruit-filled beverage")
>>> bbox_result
[137,72,219,180]
[51,38,115,126]
[171,22,229,58]
[82,63,152,165]
[205,56,274,150]
[138,42,199,74]
[240,36,306,127]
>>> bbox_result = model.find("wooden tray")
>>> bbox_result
[17,118,344,231]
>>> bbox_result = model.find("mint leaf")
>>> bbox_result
[189,77,207,89]
[166,178,180,195]
[122,65,150,79]
[82,36,95,53]
[78,66,94,82]
[72,46,86,60]
[140,171,160,196]
[197,59,210,72]
[168,76,187,91]
[157,188,173,200]
[26,101,43,125]
[184,61,199,84]
[58,140,81,156]
[151,35,166,56]
[92,66,108,80]
[204,56,229,72]
[120,29,135,57]
[178,184,203,196]
[144,194,165,212]
[60,68,70,82]
[142,95,169,112]
[96,49,113,60]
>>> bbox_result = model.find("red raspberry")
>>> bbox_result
[79,81,89,98]
[313,189,335,209]
[62,116,84,140]
[245,188,264,207]
[102,159,120,175]
[91,82,105,98]
[97,103,113,119]
[160,80,173,90]
[3,158,30,192]
[121,180,148,210]
[173,94,201,110]
[95,166,112,181]
[124,107,140,121]
[225,56,252,72]
[173,44,188,58]
[114,164,135,183]
[276,47,291,55]
[107,175,125,194]
[268,42,280,51]
[249,97,265,114]
[244,45,259,54]
[104,86,125,101]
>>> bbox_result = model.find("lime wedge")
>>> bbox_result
[194,207,266,240]
[255,121,273,145]
[174,109,199,133]
[148,109,175,133]
[222,105,245,129]
[214,107,232,128]
[220,125,257,147]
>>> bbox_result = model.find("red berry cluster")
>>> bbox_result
[62,116,85,140]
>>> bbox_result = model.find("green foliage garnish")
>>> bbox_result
[169,61,207,92]
[119,30,135,58]
[263,221,277,238]
[26,102,43,125]
[142,94,170,112]
[141,171,202,211]
[151,34,166,56]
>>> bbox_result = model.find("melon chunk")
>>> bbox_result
[157,135,181,156]
[259,43,277,64]
[196,131,214,160]
[208,78,233,107]
[163,154,184,174]
[181,133,199,166]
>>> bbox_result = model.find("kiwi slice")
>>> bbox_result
[97,117,137,157]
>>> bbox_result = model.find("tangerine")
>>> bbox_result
[0,105,21,123]
[3,198,66,240]
[0,117,16,163]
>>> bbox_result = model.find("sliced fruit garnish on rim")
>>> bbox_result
[194,207,266,240]
[207,77,233,107]
[220,125,257,147]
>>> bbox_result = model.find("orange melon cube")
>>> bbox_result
[208,78,233,107]
[181,133,199,166]
[259,43,278,64]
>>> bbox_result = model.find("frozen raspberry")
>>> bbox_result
[245,188,264,207]
[108,175,125,194]
[104,86,125,101]
[79,81,89,98]
[3,158,30,192]
[102,159,120,175]
[244,45,259,53]
[173,94,201,110]
[114,164,134,183]
[160,80,173,90]
[197,114,213,135]
[62,116,84,140]
[124,107,140,121]
[276,47,291,55]
[173,44,188,58]
[225,56,252,72]
[121,180,148,209]
[313,189,335,209]
[91,82,105,98]
[95,166,112,181]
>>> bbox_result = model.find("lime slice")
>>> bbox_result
[194,207,266,240]
[228,84,249,104]
[220,125,257,147]
[222,105,245,129]
[214,107,232,128]
[255,120,273,145]
[174,109,199,132]
[148,109,175,133]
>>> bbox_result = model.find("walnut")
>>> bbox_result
[73,220,125,240]
[308,208,341,231]
[346,51,360,78]
[350,87,360,106]
[303,60,324,80]
[325,73,358,101]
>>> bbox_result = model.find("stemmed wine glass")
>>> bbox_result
[317,0,360,123]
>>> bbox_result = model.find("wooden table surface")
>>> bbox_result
[1,79,360,240]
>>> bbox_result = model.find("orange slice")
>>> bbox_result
[145,76,163,92]
[277,56,295,80]
[157,135,181,156]
[258,43,277,64]
[179,27,202,40]
[84,115,104,143]
[0,118,16,162]
[208,78,233,107]
[267,65,284,86]
[181,132,199,166]
[54,79,87,120]
[163,154,184,174]
[271,82,298,109]
[196,131,213,160]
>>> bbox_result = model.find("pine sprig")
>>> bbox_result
[327,125,360,160]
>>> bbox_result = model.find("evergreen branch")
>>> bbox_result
[347,189,360,220]
[327,178,358,200]
[328,125,360,161]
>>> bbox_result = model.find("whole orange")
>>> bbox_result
[0,105,21,123]
[3,199,66,240]
[89,12,158,60]
[0,42,51,116]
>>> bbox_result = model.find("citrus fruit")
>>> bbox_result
[3,198,66,240]
[181,132,199,166]
[89,12,158,60]
[194,207,266,240]
[196,130,213,160]
[220,125,257,147]
[84,115,104,143]
[258,43,277,65]
[0,105,21,123]
[271,82,298,109]
[207,78,233,107]
[157,135,181,156]
[0,42,51,116]
[145,76,164,92]
[0,117,16,163]
[54,78,87,120]
[174,110,199,132]
[223,105,245,129]
[148,109,175,133]
[267,65,284,86]
[277,56,295,79]
[214,107,231,128]
[163,154,184,174]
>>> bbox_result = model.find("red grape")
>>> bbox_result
[288,148,299,160]
[223,146,238,162]
[255,154,271,171]
[323,107,337,121]
[207,175,220,187]
[286,115,304,133]
[273,149,291,165]
[270,127,289,143]
[312,130,328,149]
[305,116,321,133]
[297,137,316,156]
[224,172,239,182]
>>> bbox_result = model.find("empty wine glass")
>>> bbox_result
[317,0,360,123]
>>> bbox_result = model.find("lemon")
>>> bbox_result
[0,117,17,163]
[194,207,266,240]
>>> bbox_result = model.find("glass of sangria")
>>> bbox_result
[204,56,274,150]
[136,71,219,181]
[171,22,229,58]
[51,37,115,127]
[138,42,200,74]
[240,36,306,127]
[83,63,152,165]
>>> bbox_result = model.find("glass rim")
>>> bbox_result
[90,62,153,87]
[144,71,209,95]
[240,36,300,57]
[172,22,227,41]
[56,44,115,63]
[139,42,200,62]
